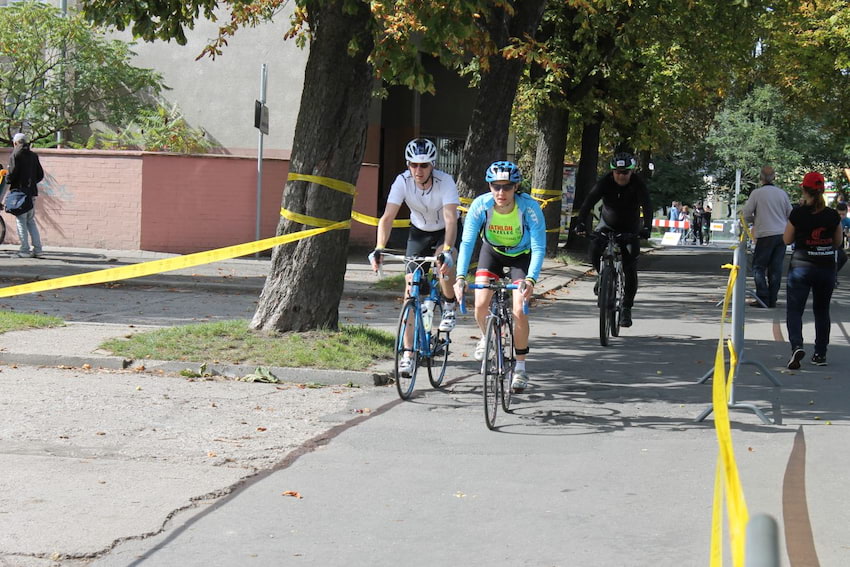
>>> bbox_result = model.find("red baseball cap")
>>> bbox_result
[800,171,825,190]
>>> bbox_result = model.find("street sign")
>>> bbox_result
[254,100,269,135]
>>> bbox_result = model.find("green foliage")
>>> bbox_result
[704,84,838,192]
[85,102,214,153]
[0,1,165,146]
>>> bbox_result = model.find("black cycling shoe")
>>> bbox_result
[620,307,632,328]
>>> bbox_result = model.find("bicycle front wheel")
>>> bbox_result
[0,215,5,245]
[610,267,625,337]
[483,316,500,430]
[500,308,515,412]
[394,299,420,400]
[598,264,613,347]
[427,302,450,388]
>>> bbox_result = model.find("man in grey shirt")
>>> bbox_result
[742,165,792,307]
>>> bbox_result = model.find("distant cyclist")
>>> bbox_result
[370,138,460,377]
[575,151,653,328]
[453,161,545,394]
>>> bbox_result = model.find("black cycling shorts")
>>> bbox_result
[404,225,461,274]
[475,241,531,283]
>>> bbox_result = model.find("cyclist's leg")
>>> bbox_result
[508,254,532,392]
[622,235,641,309]
[402,227,432,350]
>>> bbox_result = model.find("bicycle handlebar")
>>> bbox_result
[457,281,529,315]
[374,253,446,280]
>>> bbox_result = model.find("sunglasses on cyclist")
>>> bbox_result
[489,183,516,192]
[408,162,432,169]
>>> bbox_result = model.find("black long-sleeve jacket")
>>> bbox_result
[577,171,652,232]
[7,144,44,197]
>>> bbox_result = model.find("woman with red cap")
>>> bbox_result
[783,171,842,369]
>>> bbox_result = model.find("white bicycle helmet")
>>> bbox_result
[405,138,437,164]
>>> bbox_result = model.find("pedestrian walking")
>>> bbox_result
[691,204,705,245]
[5,133,45,258]
[702,205,713,244]
[742,166,792,307]
[784,172,842,369]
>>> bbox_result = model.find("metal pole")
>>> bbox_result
[57,0,68,148]
[255,63,268,257]
[745,514,781,567]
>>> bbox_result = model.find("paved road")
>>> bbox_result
[70,247,848,567]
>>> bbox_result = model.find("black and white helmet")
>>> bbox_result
[405,138,437,164]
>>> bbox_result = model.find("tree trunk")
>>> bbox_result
[531,103,569,256]
[455,0,547,201]
[564,112,603,251]
[251,1,374,333]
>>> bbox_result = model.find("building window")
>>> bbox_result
[430,136,464,178]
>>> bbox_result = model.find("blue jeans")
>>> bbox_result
[752,234,785,306]
[15,206,42,254]
[786,265,835,356]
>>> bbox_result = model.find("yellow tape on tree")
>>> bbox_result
[287,172,356,196]
[531,188,561,196]
[709,263,749,567]
[0,221,350,299]
[280,207,339,228]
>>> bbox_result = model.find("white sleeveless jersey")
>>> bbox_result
[386,169,460,232]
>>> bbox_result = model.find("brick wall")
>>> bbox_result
[0,149,379,254]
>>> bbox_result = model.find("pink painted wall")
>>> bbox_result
[0,149,380,254]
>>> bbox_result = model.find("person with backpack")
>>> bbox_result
[5,133,44,258]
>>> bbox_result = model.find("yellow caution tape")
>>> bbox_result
[280,207,340,228]
[0,221,350,299]
[350,210,410,228]
[287,173,356,196]
[709,263,749,567]
[531,187,561,196]
[738,212,754,242]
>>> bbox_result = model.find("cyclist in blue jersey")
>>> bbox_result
[453,161,546,394]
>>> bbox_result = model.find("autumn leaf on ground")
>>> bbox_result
[282,491,303,499]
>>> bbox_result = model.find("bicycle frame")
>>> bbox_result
[381,253,451,399]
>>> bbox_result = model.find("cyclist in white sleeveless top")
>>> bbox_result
[370,139,460,376]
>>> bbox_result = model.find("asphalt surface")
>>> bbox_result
[1,241,848,566]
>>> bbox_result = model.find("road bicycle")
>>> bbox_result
[461,277,526,430]
[594,231,632,347]
[380,253,451,400]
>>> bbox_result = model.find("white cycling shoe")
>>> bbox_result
[511,370,529,394]
[473,337,487,361]
[398,357,413,377]
[438,309,456,332]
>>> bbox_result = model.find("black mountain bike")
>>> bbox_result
[595,231,632,347]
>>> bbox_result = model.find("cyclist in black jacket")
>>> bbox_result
[575,152,653,327]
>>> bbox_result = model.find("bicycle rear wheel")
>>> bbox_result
[500,308,514,412]
[0,215,5,245]
[394,299,419,400]
[598,265,613,346]
[427,302,449,388]
[482,316,500,430]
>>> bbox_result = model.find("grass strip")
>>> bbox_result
[100,320,394,371]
